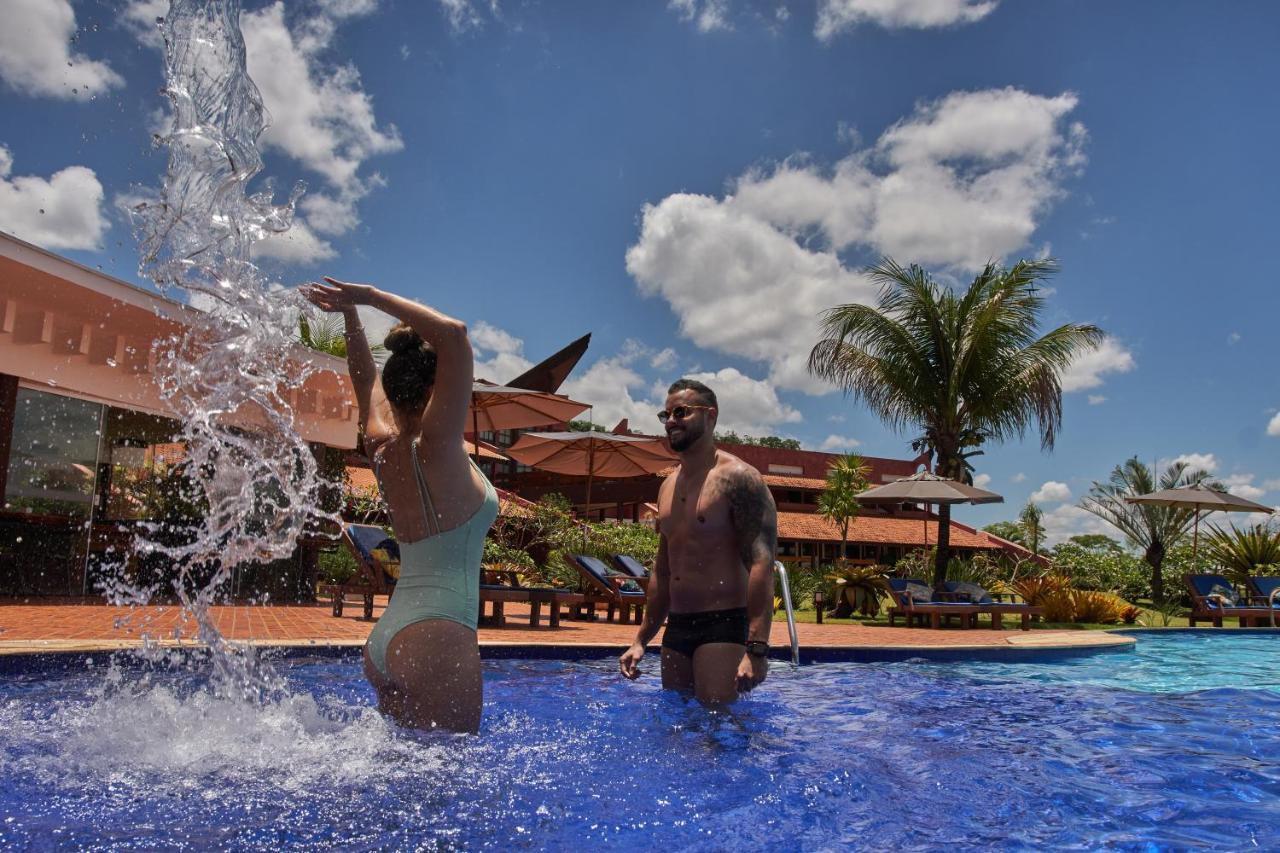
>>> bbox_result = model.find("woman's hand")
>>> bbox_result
[300,276,375,312]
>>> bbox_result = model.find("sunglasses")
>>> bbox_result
[657,405,715,423]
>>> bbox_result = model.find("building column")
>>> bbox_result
[0,373,17,503]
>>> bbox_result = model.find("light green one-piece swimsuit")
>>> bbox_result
[366,447,498,678]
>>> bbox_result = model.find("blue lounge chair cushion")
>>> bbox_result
[573,555,645,596]
[1251,576,1280,603]
[611,554,649,579]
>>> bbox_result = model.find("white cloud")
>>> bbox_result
[650,347,678,371]
[1169,453,1218,474]
[1268,411,1280,437]
[1042,502,1118,548]
[669,0,733,32]
[252,220,337,264]
[438,0,502,32]
[1227,331,1241,345]
[470,320,534,383]
[120,0,168,48]
[816,0,997,39]
[1030,480,1071,504]
[685,367,802,435]
[1087,394,1106,405]
[1060,336,1135,392]
[972,472,992,488]
[820,434,862,452]
[0,0,123,100]
[627,192,872,393]
[628,88,1089,393]
[1011,472,1027,483]
[1263,478,1280,492]
[560,350,662,432]
[1219,473,1266,501]
[0,146,107,250]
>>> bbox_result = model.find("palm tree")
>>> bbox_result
[1019,501,1045,555]
[808,257,1103,586]
[817,453,871,562]
[298,313,387,361]
[1079,457,1212,604]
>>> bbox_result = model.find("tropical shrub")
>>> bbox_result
[824,562,891,617]
[1071,590,1133,624]
[1205,523,1280,588]
[1050,542,1149,601]
[1012,573,1073,607]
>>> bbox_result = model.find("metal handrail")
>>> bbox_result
[774,561,800,666]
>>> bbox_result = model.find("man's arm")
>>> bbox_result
[729,465,777,690]
[619,532,670,679]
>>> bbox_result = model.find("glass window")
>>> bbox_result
[99,408,187,521]
[3,388,102,518]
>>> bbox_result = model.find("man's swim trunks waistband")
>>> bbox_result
[661,607,748,657]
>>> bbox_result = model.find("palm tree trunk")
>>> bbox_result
[932,504,952,587]
[1145,540,1166,605]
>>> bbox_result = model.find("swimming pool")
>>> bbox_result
[1,632,1277,849]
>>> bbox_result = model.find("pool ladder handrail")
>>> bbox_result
[774,561,801,666]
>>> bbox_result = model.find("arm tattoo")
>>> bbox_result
[728,469,777,567]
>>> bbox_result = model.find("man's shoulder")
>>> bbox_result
[714,451,765,487]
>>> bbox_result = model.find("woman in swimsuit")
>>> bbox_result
[302,277,497,733]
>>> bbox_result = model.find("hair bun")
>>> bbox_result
[384,323,424,355]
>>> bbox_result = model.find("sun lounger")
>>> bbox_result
[569,554,648,624]
[886,577,979,629]
[321,523,579,627]
[320,523,400,619]
[1184,573,1277,627]
[1246,575,1280,605]
[610,554,650,581]
[942,581,1043,630]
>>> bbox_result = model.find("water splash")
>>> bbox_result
[112,0,336,694]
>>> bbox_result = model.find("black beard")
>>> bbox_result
[668,427,698,452]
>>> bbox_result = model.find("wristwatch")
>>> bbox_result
[744,640,770,658]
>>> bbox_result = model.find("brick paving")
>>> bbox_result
[0,597,1129,654]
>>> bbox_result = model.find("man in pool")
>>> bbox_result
[619,378,777,703]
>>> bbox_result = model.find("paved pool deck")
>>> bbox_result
[0,597,1132,657]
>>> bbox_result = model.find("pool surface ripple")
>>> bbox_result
[1,632,1277,849]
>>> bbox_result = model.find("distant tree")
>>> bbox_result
[714,431,802,450]
[817,454,871,560]
[808,257,1103,586]
[568,420,608,433]
[1065,533,1125,553]
[1079,457,1213,604]
[1020,501,1045,555]
[983,520,1025,545]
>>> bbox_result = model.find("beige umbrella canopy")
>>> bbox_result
[1126,483,1275,561]
[470,381,590,433]
[506,431,676,545]
[857,471,1004,550]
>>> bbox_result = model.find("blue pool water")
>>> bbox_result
[1,632,1278,849]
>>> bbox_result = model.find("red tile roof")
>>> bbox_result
[777,511,999,549]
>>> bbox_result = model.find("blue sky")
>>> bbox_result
[1,0,1278,542]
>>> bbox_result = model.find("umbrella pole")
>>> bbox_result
[583,443,595,550]
[472,410,480,461]
[1193,508,1200,566]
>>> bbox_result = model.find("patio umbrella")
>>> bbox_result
[468,381,590,460]
[856,471,1004,551]
[1125,484,1274,562]
[506,431,676,545]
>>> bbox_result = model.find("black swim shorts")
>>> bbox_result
[661,608,748,657]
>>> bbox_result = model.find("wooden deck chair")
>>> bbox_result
[941,581,1043,630]
[320,523,399,619]
[1185,573,1277,627]
[885,577,979,629]
[569,554,648,624]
